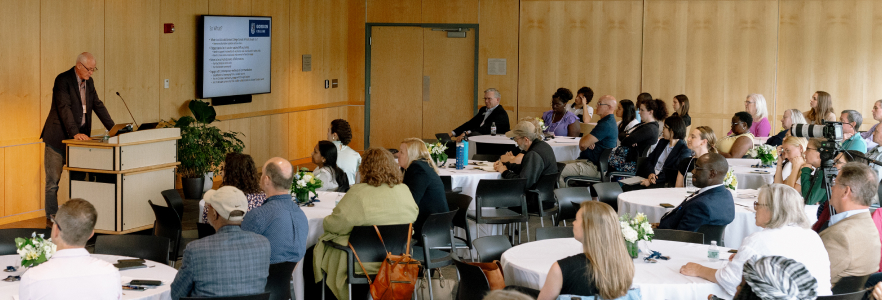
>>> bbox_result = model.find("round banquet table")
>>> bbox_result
[467,135,581,162]
[617,188,818,248]
[726,158,780,190]
[501,238,734,300]
[0,254,176,300]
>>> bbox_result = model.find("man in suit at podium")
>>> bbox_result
[41,52,115,225]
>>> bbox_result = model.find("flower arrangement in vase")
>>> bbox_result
[291,167,322,205]
[724,169,738,191]
[620,213,654,258]
[747,144,778,167]
[425,140,448,167]
[15,232,57,268]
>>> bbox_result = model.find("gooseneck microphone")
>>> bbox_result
[115,92,139,128]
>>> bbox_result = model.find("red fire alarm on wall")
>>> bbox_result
[164,23,175,34]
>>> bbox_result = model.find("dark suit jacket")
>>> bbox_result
[502,139,558,190]
[658,185,735,232]
[637,139,693,186]
[402,160,449,235]
[453,105,510,136]
[41,67,115,156]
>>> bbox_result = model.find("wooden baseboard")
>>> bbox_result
[94,224,153,235]
[0,210,45,226]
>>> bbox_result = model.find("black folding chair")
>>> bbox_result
[161,189,185,221]
[697,224,727,247]
[833,275,872,295]
[535,227,575,241]
[94,235,171,265]
[0,229,51,255]
[471,154,501,162]
[446,192,475,258]
[564,148,612,186]
[453,257,491,300]
[466,179,529,244]
[472,235,512,263]
[523,172,561,227]
[413,210,458,300]
[553,187,592,226]
[321,224,414,300]
[149,200,186,265]
[593,182,623,212]
[652,229,704,244]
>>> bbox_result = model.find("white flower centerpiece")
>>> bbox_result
[291,167,322,205]
[620,213,654,258]
[15,232,56,268]
[747,144,778,167]
[724,169,738,191]
[425,140,448,167]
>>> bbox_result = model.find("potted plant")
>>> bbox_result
[165,100,244,199]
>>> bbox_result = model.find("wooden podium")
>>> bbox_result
[62,128,181,234]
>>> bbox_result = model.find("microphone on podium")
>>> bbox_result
[115,92,139,128]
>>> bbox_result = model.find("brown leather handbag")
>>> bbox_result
[350,224,421,300]
[466,260,506,290]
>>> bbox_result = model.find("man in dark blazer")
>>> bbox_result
[41,52,115,221]
[450,88,510,141]
[658,153,734,232]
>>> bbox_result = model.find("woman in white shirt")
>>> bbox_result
[329,119,362,184]
[312,140,350,192]
[679,184,832,297]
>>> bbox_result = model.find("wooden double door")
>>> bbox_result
[369,26,477,149]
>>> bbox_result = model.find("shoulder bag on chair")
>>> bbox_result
[350,224,422,300]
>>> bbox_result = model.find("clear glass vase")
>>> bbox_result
[626,240,639,258]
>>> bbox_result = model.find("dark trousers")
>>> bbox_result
[267,262,297,300]
[44,145,64,218]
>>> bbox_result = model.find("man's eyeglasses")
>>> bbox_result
[49,214,61,231]
[805,147,818,152]
[79,62,98,73]
[597,103,611,107]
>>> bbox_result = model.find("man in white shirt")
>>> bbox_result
[19,199,121,300]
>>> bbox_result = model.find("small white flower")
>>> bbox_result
[641,222,654,235]
[303,174,313,182]
[622,226,638,243]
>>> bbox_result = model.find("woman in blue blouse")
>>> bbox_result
[542,88,580,137]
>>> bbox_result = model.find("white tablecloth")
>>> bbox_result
[0,254,176,300]
[617,188,818,248]
[753,137,769,145]
[199,191,342,300]
[501,238,733,300]
[468,135,581,162]
[726,159,776,190]
[438,160,508,252]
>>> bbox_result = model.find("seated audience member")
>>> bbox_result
[718,112,755,158]
[867,124,882,179]
[743,94,771,137]
[680,184,832,296]
[496,120,558,189]
[820,162,881,285]
[624,116,692,191]
[542,88,580,137]
[398,138,448,236]
[19,199,120,300]
[671,94,691,127]
[798,138,829,206]
[609,98,667,174]
[773,136,807,190]
[710,256,819,300]
[312,140,351,192]
[658,153,734,232]
[568,86,594,122]
[559,96,618,187]
[635,92,653,123]
[767,108,807,147]
[812,150,870,233]
[313,148,419,300]
[804,91,837,125]
[675,126,718,188]
[536,201,634,300]
[862,100,882,151]
[329,119,361,184]
[172,187,272,300]
[241,157,308,300]
[617,99,639,135]
[202,153,267,223]
[450,88,511,141]
[840,110,867,152]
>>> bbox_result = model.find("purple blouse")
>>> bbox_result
[542,110,579,136]
[750,117,771,137]
[202,191,267,223]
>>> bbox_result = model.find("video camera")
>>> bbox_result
[790,122,843,168]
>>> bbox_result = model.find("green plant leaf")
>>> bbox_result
[188,99,217,124]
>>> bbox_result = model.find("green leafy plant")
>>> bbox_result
[165,100,244,178]
[15,232,56,268]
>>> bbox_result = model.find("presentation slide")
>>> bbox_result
[201,15,272,98]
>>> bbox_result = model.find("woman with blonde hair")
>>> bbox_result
[680,184,832,297]
[398,138,448,236]
[675,126,718,187]
[744,94,771,137]
[313,148,418,300]
[804,91,836,125]
[537,201,635,300]
[766,108,807,147]
[774,136,808,189]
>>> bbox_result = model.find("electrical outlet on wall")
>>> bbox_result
[164,79,169,89]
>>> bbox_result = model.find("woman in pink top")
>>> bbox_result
[745,94,771,137]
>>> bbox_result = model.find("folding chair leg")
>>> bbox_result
[540,217,545,227]
[526,221,531,242]
[321,274,325,300]
[426,267,434,300]
[348,283,352,300]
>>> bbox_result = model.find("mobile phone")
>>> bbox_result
[659,203,674,208]
[117,259,145,264]
[130,280,162,286]
[728,249,738,253]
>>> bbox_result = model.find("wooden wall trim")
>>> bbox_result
[0,210,44,226]
[216,101,366,121]
[0,140,42,149]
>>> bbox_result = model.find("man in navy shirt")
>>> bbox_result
[242,157,308,300]
[559,95,619,187]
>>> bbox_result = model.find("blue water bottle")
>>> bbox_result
[456,141,468,170]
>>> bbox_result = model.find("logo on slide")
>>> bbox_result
[249,20,270,37]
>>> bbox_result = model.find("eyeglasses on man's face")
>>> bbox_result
[78,62,98,73]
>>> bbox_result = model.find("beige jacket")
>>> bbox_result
[820,211,881,285]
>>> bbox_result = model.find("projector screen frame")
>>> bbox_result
[197,14,273,105]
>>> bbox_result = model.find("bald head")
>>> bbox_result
[261,157,294,195]
[596,95,617,117]
[75,52,97,80]
[694,153,729,187]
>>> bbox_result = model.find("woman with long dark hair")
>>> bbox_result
[617,99,638,135]
[671,94,691,127]
[201,153,266,223]
[312,140,350,192]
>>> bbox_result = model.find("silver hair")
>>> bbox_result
[758,184,810,229]
[842,109,863,129]
[484,88,501,99]
[748,94,769,120]
[837,162,879,206]
[787,109,808,126]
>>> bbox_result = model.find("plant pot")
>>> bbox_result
[295,191,309,204]
[203,172,214,192]
[182,177,206,200]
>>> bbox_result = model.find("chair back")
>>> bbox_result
[348,224,414,265]
[446,192,474,249]
[652,229,704,244]
[598,148,613,180]
[535,227,575,241]
[530,173,559,203]
[556,162,567,175]
[593,182,623,212]
[816,289,870,300]
[697,224,727,247]
[0,229,52,255]
[475,179,527,209]
[181,292,271,300]
[94,235,170,265]
[554,188,592,226]
[453,258,491,300]
[441,175,453,192]
[471,154,501,162]
[160,189,185,221]
[472,235,512,263]
[832,275,871,295]
[149,200,182,260]
[421,210,458,250]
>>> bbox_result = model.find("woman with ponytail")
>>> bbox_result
[312,141,351,192]
[675,126,718,188]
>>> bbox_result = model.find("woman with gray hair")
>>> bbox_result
[680,184,832,297]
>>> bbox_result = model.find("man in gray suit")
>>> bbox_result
[171,186,271,299]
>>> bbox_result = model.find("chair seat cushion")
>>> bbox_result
[466,209,528,224]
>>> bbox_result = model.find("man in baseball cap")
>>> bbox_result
[171,186,272,299]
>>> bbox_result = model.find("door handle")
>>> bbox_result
[423,76,430,102]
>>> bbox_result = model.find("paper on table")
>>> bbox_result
[619,176,646,185]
